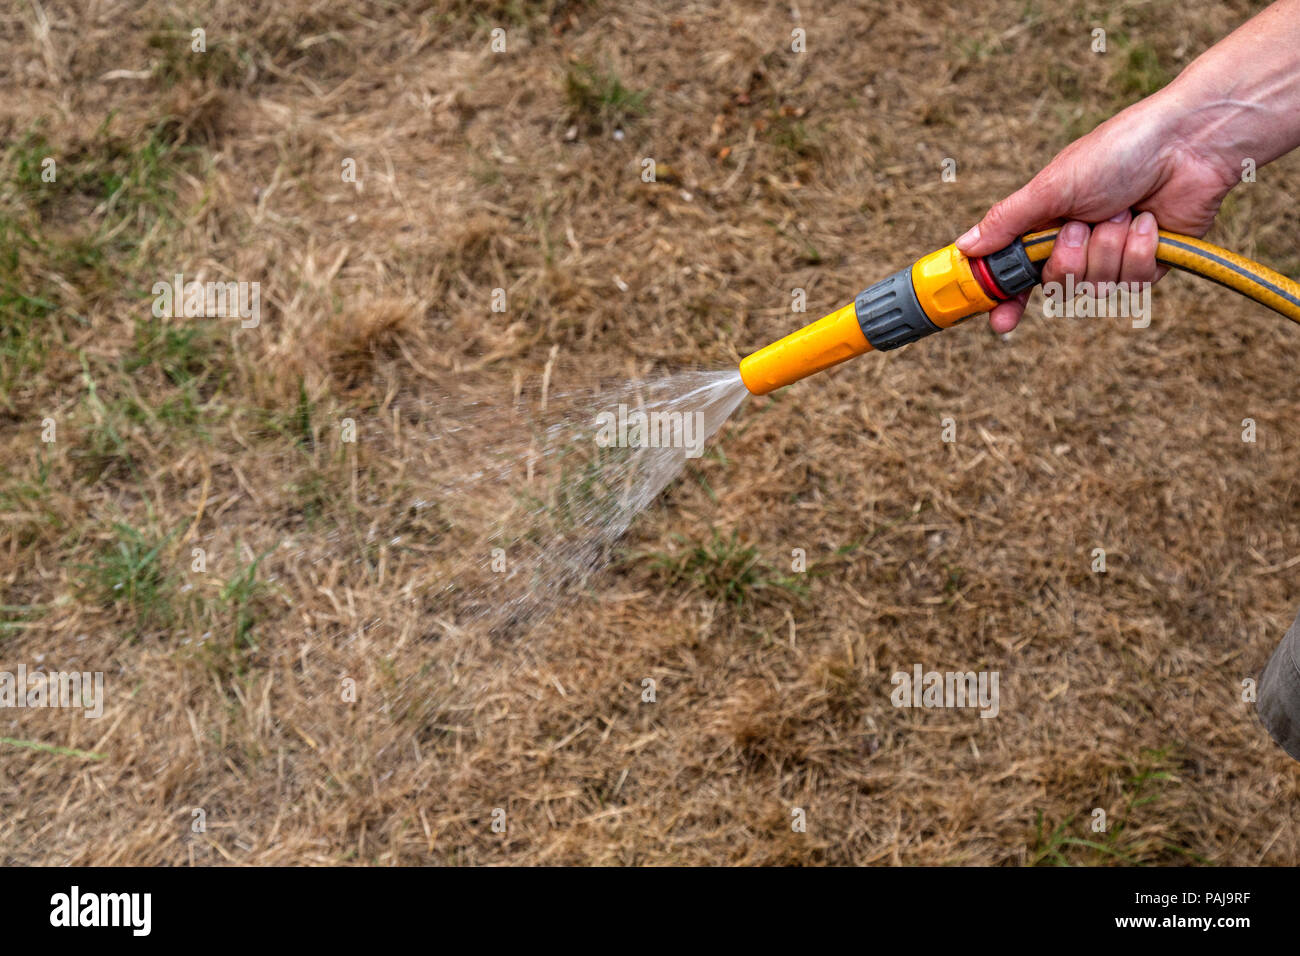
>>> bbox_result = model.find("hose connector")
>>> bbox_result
[984,240,1042,296]
[737,238,1038,395]
[910,243,999,327]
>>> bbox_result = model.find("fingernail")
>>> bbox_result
[1061,222,1088,247]
[1108,210,1130,223]
[957,225,980,248]
[1134,211,1156,235]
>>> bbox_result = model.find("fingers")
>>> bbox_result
[988,291,1030,334]
[1004,212,1163,333]
[1041,213,1161,288]
[1041,220,1090,288]
[1086,210,1130,283]
[957,172,1062,258]
[1119,211,1160,284]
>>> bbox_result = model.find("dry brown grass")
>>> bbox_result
[2,0,1299,866]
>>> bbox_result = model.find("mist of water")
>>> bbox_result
[402,368,751,636]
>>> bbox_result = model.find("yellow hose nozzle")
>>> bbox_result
[738,302,871,395]
[737,229,1300,395]
[739,242,999,395]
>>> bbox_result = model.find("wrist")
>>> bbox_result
[1159,56,1300,175]
[1146,80,1252,188]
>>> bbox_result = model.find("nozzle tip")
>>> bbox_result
[737,302,870,395]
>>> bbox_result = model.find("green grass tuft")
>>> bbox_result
[649,530,808,607]
[565,63,648,131]
[80,522,178,632]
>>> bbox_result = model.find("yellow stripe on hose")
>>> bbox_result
[1020,227,1300,324]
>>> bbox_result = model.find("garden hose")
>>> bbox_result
[739,227,1300,395]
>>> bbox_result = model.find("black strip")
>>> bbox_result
[4,865,1280,943]
[1021,231,1059,251]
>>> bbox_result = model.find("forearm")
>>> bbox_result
[1158,0,1300,171]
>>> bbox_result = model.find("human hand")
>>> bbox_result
[955,95,1241,333]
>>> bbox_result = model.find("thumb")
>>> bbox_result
[956,175,1062,257]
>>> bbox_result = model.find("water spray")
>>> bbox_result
[738,228,1300,394]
